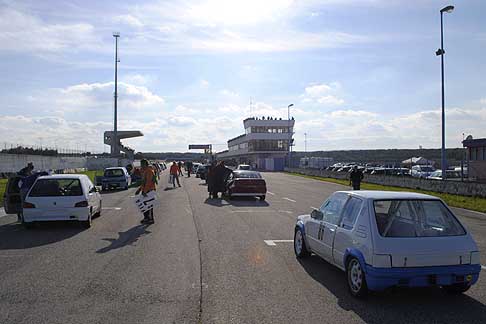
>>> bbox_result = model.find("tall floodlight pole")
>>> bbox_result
[113,32,120,156]
[436,5,454,180]
[288,103,294,168]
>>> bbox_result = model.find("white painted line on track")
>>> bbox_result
[282,197,296,203]
[264,239,293,246]
[310,206,319,210]
[267,191,275,196]
[482,265,486,270]
[102,207,122,210]
[278,210,293,214]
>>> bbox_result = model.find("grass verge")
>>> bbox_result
[287,172,486,213]
[0,178,7,207]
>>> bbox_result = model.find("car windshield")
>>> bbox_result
[29,179,83,197]
[238,165,251,170]
[420,166,434,172]
[374,199,465,237]
[104,169,124,177]
[234,171,261,179]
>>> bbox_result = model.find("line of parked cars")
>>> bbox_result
[325,163,464,180]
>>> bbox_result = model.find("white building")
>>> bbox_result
[217,117,295,171]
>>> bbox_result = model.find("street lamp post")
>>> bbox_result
[436,5,454,180]
[113,32,120,157]
[288,103,294,168]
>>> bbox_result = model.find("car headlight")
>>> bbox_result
[373,254,391,268]
[470,251,481,265]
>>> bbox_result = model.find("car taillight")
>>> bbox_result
[75,201,89,207]
[23,202,35,208]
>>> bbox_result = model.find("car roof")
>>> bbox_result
[36,174,88,180]
[337,190,439,200]
[105,167,125,170]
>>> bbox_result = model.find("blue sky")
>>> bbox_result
[1,0,485,153]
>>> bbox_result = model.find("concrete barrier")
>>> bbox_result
[285,168,486,198]
[0,153,87,173]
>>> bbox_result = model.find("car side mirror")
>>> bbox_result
[311,209,323,220]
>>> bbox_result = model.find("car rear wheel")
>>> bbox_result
[442,283,471,294]
[294,228,310,258]
[81,212,92,229]
[20,213,34,229]
[260,195,266,201]
[347,257,368,297]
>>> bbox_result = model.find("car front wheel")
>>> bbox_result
[347,257,368,297]
[294,228,310,258]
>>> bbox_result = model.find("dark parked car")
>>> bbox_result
[225,170,267,200]
[101,167,131,191]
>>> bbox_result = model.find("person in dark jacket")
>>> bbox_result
[349,166,364,190]
[18,162,34,177]
[211,161,231,199]
[206,162,216,198]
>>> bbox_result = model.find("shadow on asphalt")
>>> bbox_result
[204,197,269,207]
[96,224,151,253]
[0,221,83,250]
[100,189,129,195]
[164,187,176,191]
[298,255,486,324]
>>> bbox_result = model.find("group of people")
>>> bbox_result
[206,161,232,199]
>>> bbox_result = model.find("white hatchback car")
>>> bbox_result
[22,174,102,228]
[294,191,481,297]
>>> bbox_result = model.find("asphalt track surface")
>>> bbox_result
[1,171,485,324]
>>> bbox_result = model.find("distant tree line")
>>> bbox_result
[0,145,94,157]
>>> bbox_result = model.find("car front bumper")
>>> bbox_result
[365,264,481,291]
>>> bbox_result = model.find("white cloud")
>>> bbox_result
[220,89,239,97]
[49,81,164,111]
[113,14,144,28]
[302,82,344,106]
[200,79,210,88]
[0,7,102,54]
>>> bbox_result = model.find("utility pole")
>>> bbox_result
[113,32,120,157]
[436,5,454,180]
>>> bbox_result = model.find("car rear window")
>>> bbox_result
[29,179,83,197]
[374,200,466,237]
[104,169,124,177]
[234,171,262,179]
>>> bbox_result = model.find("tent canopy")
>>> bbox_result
[401,156,435,166]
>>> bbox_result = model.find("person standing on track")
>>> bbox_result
[349,165,364,190]
[135,159,156,224]
[170,161,181,187]
[177,161,183,177]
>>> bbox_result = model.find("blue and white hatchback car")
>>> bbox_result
[294,191,481,297]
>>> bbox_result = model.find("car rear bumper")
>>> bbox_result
[230,192,266,196]
[23,207,90,222]
[365,264,481,291]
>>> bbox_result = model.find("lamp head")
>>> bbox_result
[288,104,294,108]
[113,32,120,37]
[440,5,454,13]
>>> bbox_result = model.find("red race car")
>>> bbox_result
[225,170,267,200]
